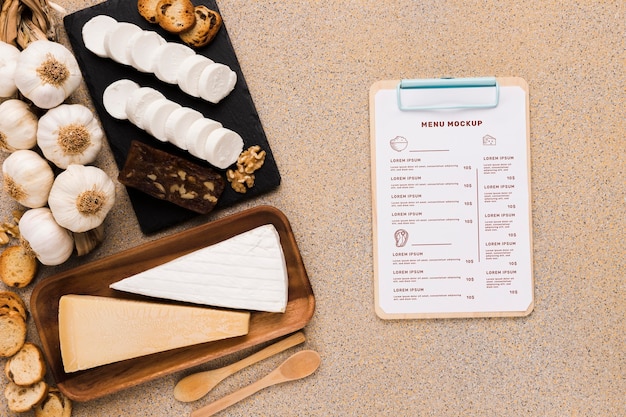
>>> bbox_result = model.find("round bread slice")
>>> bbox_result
[0,311,27,357]
[34,388,72,417]
[4,380,49,413]
[0,290,28,320]
[0,245,38,288]
[138,0,161,23]
[5,342,46,386]
[179,5,222,48]
[156,0,195,33]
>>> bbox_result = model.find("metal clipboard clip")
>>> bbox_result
[396,77,500,111]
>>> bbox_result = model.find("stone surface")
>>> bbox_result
[0,1,623,416]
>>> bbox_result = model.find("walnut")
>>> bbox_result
[238,145,266,174]
[0,212,22,244]
[226,167,255,193]
[227,146,266,193]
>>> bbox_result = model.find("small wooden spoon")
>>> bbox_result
[190,349,321,417]
[174,331,305,402]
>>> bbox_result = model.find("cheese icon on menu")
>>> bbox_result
[110,224,289,313]
[58,295,250,372]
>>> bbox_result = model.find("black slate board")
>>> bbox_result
[63,0,280,234]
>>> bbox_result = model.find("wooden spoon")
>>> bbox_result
[174,331,306,402]
[190,349,321,417]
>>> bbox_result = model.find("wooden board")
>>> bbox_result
[30,205,315,402]
[63,0,281,234]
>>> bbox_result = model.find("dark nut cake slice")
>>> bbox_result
[118,140,225,214]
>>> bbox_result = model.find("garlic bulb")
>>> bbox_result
[0,41,20,98]
[14,40,82,109]
[37,103,103,169]
[48,164,116,233]
[0,99,38,152]
[19,207,74,266]
[2,149,54,208]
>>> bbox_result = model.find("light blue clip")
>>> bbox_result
[396,77,499,111]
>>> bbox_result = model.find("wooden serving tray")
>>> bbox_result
[30,206,314,402]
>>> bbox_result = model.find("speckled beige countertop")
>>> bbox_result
[1,0,624,416]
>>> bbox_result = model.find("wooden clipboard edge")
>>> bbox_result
[369,80,394,320]
[369,77,534,320]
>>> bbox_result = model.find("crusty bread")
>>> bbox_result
[0,310,27,357]
[156,0,195,33]
[5,342,46,386]
[179,5,222,48]
[4,380,49,413]
[0,290,28,321]
[138,0,161,23]
[0,245,38,288]
[34,388,72,417]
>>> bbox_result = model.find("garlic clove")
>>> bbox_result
[19,207,74,266]
[2,149,54,208]
[48,164,116,233]
[0,41,21,98]
[0,99,39,152]
[73,223,105,256]
[14,40,82,109]
[37,104,103,169]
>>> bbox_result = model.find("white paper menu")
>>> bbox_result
[370,77,534,319]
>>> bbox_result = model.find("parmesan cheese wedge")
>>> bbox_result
[110,224,289,313]
[82,15,118,58]
[104,22,142,66]
[58,295,250,372]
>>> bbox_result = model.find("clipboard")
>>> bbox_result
[370,77,534,319]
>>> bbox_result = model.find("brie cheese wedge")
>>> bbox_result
[110,224,289,313]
